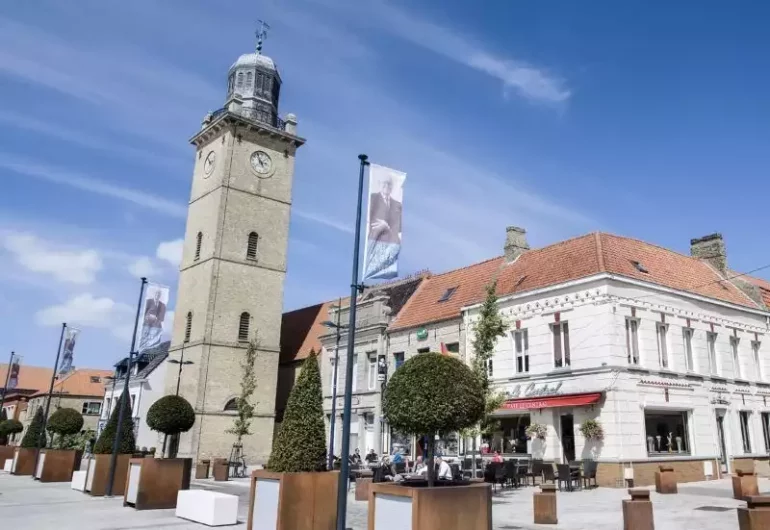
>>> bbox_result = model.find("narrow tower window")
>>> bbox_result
[246,72,253,86]
[246,232,258,260]
[236,72,243,87]
[238,312,250,341]
[184,312,192,342]
[195,232,202,260]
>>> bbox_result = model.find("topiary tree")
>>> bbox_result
[383,352,485,486]
[146,395,195,458]
[93,392,136,454]
[0,418,23,444]
[0,408,7,445]
[267,351,326,473]
[47,408,84,448]
[21,407,47,448]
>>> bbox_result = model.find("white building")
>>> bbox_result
[99,341,169,451]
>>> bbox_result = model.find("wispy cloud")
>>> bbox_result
[1,231,103,284]
[294,208,354,234]
[36,292,134,339]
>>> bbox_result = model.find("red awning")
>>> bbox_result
[499,392,603,411]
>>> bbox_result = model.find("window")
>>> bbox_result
[351,354,358,393]
[497,416,531,454]
[708,332,718,375]
[683,328,694,372]
[195,232,202,260]
[246,232,258,260]
[731,336,741,379]
[236,72,243,87]
[390,428,411,457]
[246,71,253,86]
[104,398,111,417]
[644,410,689,454]
[656,323,669,369]
[762,412,770,454]
[552,322,570,368]
[438,286,457,302]
[417,347,430,354]
[90,376,101,383]
[367,352,377,390]
[626,319,640,365]
[228,74,234,93]
[184,312,192,342]
[224,398,238,411]
[238,312,250,341]
[329,357,337,390]
[513,329,529,373]
[393,352,405,370]
[445,342,460,354]
[487,359,493,378]
[754,341,763,381]
[740,411,752,453]
[435,432,459,456]
[130,395,136,412]
[81,401,101,416]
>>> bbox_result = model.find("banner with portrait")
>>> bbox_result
[58,327,79,375]
[136,283,170,353]
[6,354,21,390]
[363,164,406,281]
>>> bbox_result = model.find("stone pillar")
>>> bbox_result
[733,470,760,500]
[738,496,770,530]
[533,484,558,524]
[622,489,654,530]
[654,465,677,494]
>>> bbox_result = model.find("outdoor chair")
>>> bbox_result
[394,462,406,474]
[527,460,543,486]
[516,463,529,487]
[504,460,517,487]
[582,460,598,488]
[556,463,579,491]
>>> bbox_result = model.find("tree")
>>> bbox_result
[0,418,23,444]
[226,338,258,445]
[383,353,485,486]
[146,395,195,457]
[47,408,84,448]
[94,392,136,454]
[0,408,7,445]
[21,407,46,448]
[267,351,326,473]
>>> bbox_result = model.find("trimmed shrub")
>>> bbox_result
[146,395,196,436]
[0,419,23,437]
[0,408,7,444]
[47,408,84,448]
[267,351,326,473]
[93,393,136,454]
[21,407,46,448]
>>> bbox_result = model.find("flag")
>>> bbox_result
[7,354,21,390]
[363,164,406,281]
[58,327,79,375]
[136,283,170,353]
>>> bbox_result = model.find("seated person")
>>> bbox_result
[491,451,503,463]
[365,449,378,464]
[350,448,362,465]
[437,457,453,481]
[412,456,427,476]
[373,456,394,483]
[391,448,404,464]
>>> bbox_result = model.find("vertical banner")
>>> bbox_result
[363,164,406,281]
[58,328,79,375]
[7,354,21,390]
[136,283,170,353]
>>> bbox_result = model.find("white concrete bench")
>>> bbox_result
[176,489,238,527]
[71,470,87,491]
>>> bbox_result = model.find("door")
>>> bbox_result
[560,414,576,463]
[716,412,728,473]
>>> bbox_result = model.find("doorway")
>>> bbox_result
[715,411,728,473]
[560,414,576,463]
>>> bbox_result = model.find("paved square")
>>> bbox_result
[1,471,766,529]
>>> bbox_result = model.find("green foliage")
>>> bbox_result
[226,338,258,443]
[59,429,96,451]
[0,408,7,444]
[526,423,547,440]
[47,407,84,436]
[21,407,46,448]
[579,419,604,441]
[267,351,327,473]
[146,395,195,436]
[93,392,136,454]
[0,419,23,436]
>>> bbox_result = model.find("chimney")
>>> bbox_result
[504,226,529,262]
[690,233,727,274]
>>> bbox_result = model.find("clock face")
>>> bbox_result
[203,151,216,177]
[250,150,273,176]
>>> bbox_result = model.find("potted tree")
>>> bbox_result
[224,339,260,482]
[12,408,45,475]
[84,393,136,496]
[247,351,335,530]
[370,352,490,530]
[0,418,23,470]
[124,395,195,510]
[34,407,84,482]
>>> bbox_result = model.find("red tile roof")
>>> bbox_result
[0,364,53,393]
[389,232,762,331]
[30,368,112,398]
[279,301,337,364]
[744,274,770,307]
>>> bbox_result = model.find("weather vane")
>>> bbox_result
[256,19,270,54]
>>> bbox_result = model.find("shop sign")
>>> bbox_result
[504,382,564,400]
[416,328,428,341]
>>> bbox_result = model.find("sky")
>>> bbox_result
[1,0,770,371]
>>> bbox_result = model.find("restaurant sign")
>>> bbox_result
[503,382,564,400]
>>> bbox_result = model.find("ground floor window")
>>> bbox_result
[491,416,531,454]
[390,429,411,457]
[761,412,770,454]
[739,411,752,454]
[644,410,690,455]
[435,432,459,456]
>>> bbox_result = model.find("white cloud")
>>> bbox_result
[163,310,175,340]
[294,209,353,234]
[36,293,134,339]
[156,239,184,267]
[127,256,160,279]
[2,232,102,284]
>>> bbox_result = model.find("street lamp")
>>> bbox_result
[165,341,193,458]
[321,298,348,470]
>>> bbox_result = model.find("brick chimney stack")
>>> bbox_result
[504,226,530,262]
[690,233,727,275]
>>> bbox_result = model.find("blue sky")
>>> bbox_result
[1,0,770,370]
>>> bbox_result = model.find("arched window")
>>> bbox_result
[228,74,234,93]
[195,232,202,260]
[236,72,243,87]
[184,312,192,342]
[238,312,250,341]
[224,398,238,411]
[246,72,253,86]
[246,232,258,260]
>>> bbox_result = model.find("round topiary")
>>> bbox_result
[146,395,195,436]
[0,419,23,436]
[47,408,84,437]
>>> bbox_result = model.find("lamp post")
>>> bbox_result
[33,324,67,473]
[166,341,193,458]
[336,154,368,530]
[0,351,15,412]
[321,298,347,470]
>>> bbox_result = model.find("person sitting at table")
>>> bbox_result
[373,456,394,483]
[413,456,427,476]
[391,447,404,464]
[365,449,378,464]
[491,451,503,463]
[351,448,362,465]
[437,457,453,481]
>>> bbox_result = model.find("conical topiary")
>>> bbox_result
[93,392,135,454]
[0,408,7,445]
[21,407,46,448]
[267,350,327,472]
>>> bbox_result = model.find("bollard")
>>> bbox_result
[533,483,558,524]
[733,469,760,500]
[622,488,654,530]
[654,465,677,494]
[738,496,770,530]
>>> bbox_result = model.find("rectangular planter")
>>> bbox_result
[247,469,339,530]
[86,453,133,496]
[11,448,38,476]
[367,482,492,530]
[34,449,82,482]
[0,445,15,469]
[124,457,192,510]
[212,458,229,481]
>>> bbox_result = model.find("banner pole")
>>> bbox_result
[0,351,15,415]
[105,277,147,497]
[33,324,67,473]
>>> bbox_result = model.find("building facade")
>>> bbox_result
[163,39,305,465]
